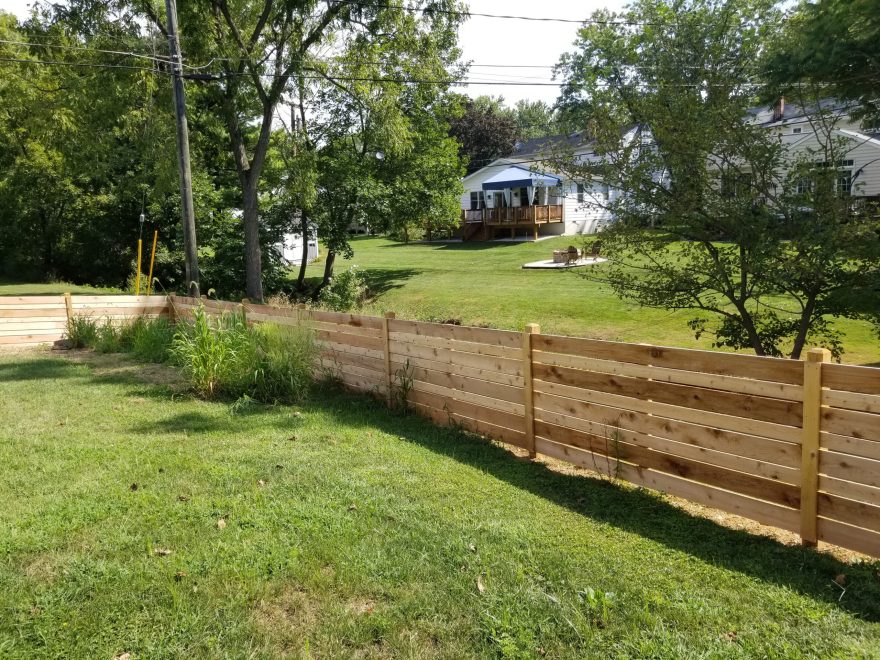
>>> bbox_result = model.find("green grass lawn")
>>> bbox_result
[1,350,879,658]
[0,280,122,296]
[302,236,880,366]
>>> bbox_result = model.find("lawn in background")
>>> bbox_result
[0,280,122,296]
[1,350,879,658]
[303,236,880,366]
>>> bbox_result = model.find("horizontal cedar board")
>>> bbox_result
[315,328,383,351]
[387,318,522,349]
[0,320,67,329]
[409,379,525,416]
[818,489,880,534]
[533,362,802,428]
[822,363,880,395]
[393,361,523,405]
[533,379,802,444]
[533,350,803,402]
[306,309,383,330]
[0,334,63,345]
[0,303,66,311]
[321,350,384,374]
[821,406,880,442]
[388,353,524,388]
[389,330,522,360]
[0,295,163,304]
[534,389,801,468]
[819,475,880,508]
[70,306,169,317]
[0,327,63,337]
[535,405,800,485]
[820,432,880,462]
[242,302,301,318]
[408,388,525,433]
[534,419,800,508]
[390,341,523,377]
[335,370,385,394]
[534,334,804,385]
[822,389,880,414]
[0,308,67,318]
[310,319,383,339]
[322,362,385,385]
[818,517,880,557]
[535,437,800,533]
[820,450,880,489]
[321,340,384,361]
[409,401,528,449]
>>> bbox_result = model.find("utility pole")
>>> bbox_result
[164,0,199,297]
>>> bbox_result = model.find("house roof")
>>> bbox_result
[509,131,593,159]
[746,98,858,126]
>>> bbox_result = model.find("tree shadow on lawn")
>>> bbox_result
[316,391,880,622]
[0,356,86,382]
[363,268,422,298]
[376,240,522,251]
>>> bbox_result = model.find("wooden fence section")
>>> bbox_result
[11,293,880,557]
[0,295,168,346]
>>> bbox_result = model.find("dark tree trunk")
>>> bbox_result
[311,250,336,301]
[790,297,817,360]
[242,176,264,302]
[296,211,310,291]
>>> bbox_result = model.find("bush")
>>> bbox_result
[171,306,315,402]
[66,315,99,349]
[318,265,368,311]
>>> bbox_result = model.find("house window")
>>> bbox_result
[796,178,812,195]
[792,127,802,135]
[837,172,853,196]
[576,183,585,203]
[469,191,485,210]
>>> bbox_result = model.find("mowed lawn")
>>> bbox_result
[304,236,880,366]
[0,280,122,297]
[1,352,880,658]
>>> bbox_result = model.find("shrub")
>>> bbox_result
[66,315,99,349]
[318,265,368,311]
[170,306,315,402]
[93,320,126,353]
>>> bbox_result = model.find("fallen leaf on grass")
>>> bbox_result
[216,518,227,530]
[258,479,266,487]
[468,543,477,553]
[174,571,187,582]
[153,548,172,557]
[835,574,847,587]
[348,503,358,511]
[177,495,189,502]
[114,653,131,660]
[476,575,486,594]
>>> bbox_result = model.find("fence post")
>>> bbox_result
[383,312,396,408]
[801,347,830,547]
[63,292,73,325]
[240,298,249,325]
[523,323,540,459]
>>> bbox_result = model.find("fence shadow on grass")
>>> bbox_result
[316,390,880,623]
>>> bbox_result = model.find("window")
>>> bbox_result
[791,127,802,135]
[469,191,485,210]
[576,183,585,203]
[796,178,812,195]
[837,172,853,196]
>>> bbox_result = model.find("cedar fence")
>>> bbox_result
[4,293,880,558]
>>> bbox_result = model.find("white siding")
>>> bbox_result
[561,182,615,235]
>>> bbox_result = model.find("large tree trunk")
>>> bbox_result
[789,297,817,360]
[242,175,264,302]
[296,211,310,291]
[311,250,336,301]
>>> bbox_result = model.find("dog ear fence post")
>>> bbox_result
[523,323,540,459]
[801,347,830,547]
[383,312,396,408]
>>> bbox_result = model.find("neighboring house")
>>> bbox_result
[460,132,618,240]
[749,98,880,199]
[277,226,319,265]
[460,99,880,242]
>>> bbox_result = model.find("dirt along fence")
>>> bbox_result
[0,294,169,347]
[4,293,880,558]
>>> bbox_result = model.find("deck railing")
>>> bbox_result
[461,205,564,225]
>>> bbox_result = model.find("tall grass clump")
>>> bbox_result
[65,315,99,348]
[130,317,175,363]
[171,306,316,402]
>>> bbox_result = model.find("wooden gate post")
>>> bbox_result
[240,298,249,324]
[801,347,830,547]
[63,292,73,324]
[383,312,396,408]
[523,323,540,459]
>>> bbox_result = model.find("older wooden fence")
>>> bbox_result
[5,293,880,557]
[0,295,169,347]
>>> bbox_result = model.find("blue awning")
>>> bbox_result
[481,165,561,191]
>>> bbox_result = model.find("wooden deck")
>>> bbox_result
[461,205,564,240]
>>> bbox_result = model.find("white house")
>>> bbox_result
[277,226,319,265]
[460,100,880,242]
[460,133,618,241]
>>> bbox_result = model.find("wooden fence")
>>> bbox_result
[0,295,169,347]
[5,294,880,558]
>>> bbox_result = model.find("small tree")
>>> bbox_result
[554,0,880,359]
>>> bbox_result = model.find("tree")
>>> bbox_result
[512,99,557,139]
[553,0,880,359]
[763,0,880,123]
[449,95,518,174]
